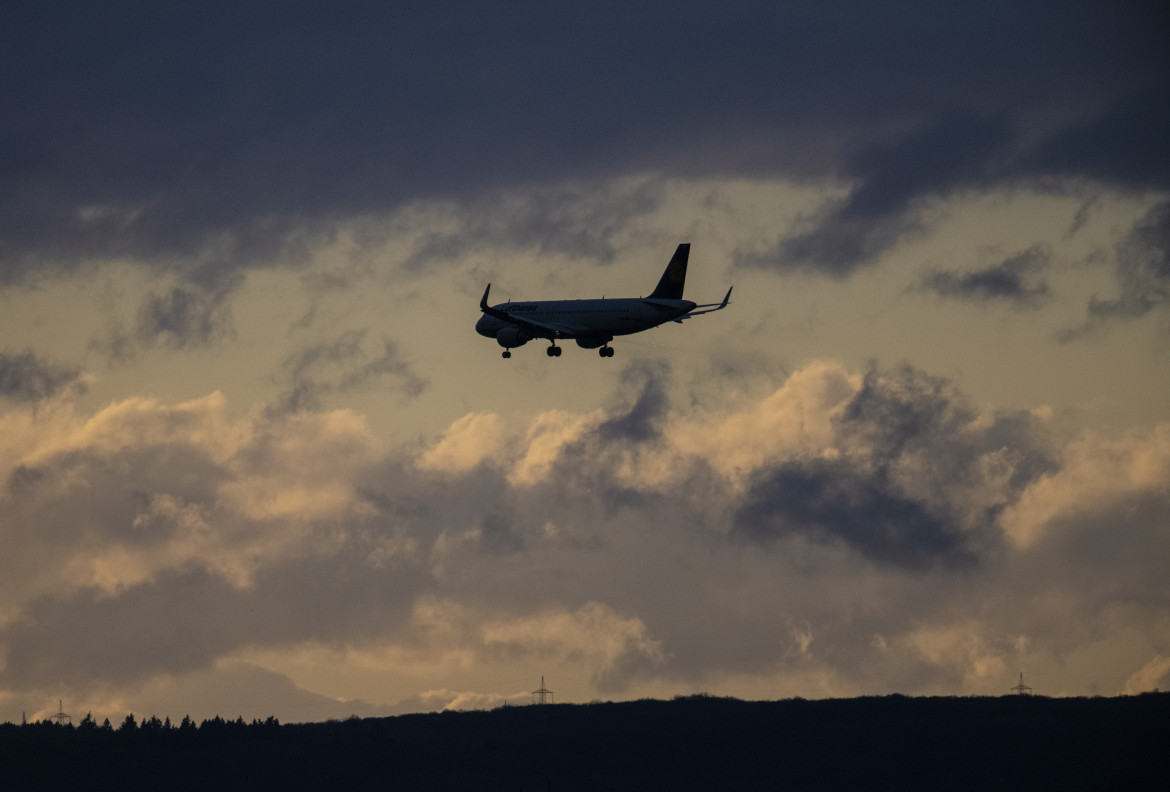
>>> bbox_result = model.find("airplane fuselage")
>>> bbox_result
[475,297,697,344]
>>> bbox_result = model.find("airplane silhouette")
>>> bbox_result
[476,244,731,358]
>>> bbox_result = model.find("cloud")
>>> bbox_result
[917,245,1051,307]
[481,601,666,689]
[2,3,1168,721]
[135,281,238,349]
[91,273,244,361]
[750,116,1013,276]
[596,359,673,443]
[3,3,1166,287]
[733,365,1053,569]
[0,390,390,617]
[272,331,427,414]
[416,412,505,473]
[1124,655,1170,695]
[900,621,1010,689]
[431,361,1053,574]
[735,458,977,570]
[1,360,1166,715]
[0,350,84,402]
[671,360,858,485]
[1059,200,1170,339]
[998,424,1170,550]
[1025,77,1170,191]
[508,409,600,487]
[398,179,665,271]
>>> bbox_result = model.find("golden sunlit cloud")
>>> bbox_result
[670,360,858,486]
[1123,654,1170,694]
[508,409,601,486]
[902,621,1009,691]
[482,601,666,673]
[1000,424,1170,549]
[416,412,504,473]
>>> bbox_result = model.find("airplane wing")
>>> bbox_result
[509,315,580,338]
[676,286,733,320]
[479,284,581,338]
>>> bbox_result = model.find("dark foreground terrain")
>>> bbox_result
[4,693,1167,790]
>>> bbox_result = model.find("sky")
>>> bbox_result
[2,1,1169,724]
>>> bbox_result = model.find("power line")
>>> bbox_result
[1010,672,1033,696]
[50,700,72,725]
[531,676,554,705]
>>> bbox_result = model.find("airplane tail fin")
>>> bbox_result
[648,243,689,300]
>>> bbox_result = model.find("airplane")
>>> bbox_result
[475,243,732,358]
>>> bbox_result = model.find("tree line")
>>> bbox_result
[51,711,283,733]
[3,693,1167,790]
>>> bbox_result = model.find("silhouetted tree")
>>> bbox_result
[200,715,228,732]
[118,713,137,732]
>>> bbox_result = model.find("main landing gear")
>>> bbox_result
[501,345,613,359]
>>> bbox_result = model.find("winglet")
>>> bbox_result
[720,286,732,308]
[480,283,518,324]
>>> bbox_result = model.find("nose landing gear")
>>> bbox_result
[546,345,562,357]
[502,350,511,359]
[599,345,614,358]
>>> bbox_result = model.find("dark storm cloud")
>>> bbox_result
[2,2,1166,284]
[1088,200,1170,319]
[1061,199,1170,340]
[1025,77,1170,191]
[840,365,1054,493]
[135,279,239,349]
[734,365,1053,569]
[596,359,672,443]
[917,245,1051,307]
[271,331,426,414]
[744,70,1169,277]
[749,115,1015,276]
[0,349,82,401]
[736,458,971,570]
[90,272,244,361]
[401,180,666,270]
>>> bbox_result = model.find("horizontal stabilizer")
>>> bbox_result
[678,286,733,319]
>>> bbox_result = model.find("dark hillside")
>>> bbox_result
[3,693,1166,790]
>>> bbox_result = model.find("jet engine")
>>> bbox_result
[496,326,532,348]
[575,336,613,349]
